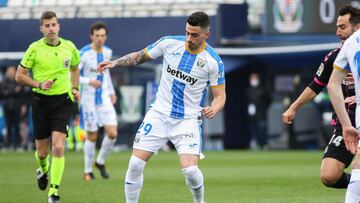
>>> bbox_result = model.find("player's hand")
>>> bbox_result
[97,61,115,74]
[40,80,55,90]
[89,79,102,88]
[110,94,117,104]
[72,88,80,102]
[343,126,360,154]
[282,108,296,124]
[202,106,217,119]
[344,96,356,106]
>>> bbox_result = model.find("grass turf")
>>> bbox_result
[0,150,346,202]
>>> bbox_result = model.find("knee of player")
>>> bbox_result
[128,156,147,172]
[52,143,65,156]
[320,171,339,186]
[37,150,49,159]
[181,165,203,188]
[107,132,118,139]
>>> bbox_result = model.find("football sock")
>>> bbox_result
[182,165,204,203]
[345,169,360,202]
[84,139,96,173]
[332,172,351,188]
[35,151,49,174]
[96,135,116,165]
[48,156,65,196]
[125,156,146,203]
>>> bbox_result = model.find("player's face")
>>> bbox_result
[186,23,210,51]
[336,14,354,40]
[40,17,60,40]
[90,28,107,48]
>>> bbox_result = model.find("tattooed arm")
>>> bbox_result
[97,49,150,73]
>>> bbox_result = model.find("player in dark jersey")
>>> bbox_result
[282,4,358,189]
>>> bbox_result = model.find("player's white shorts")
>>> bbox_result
[133,109,203,155]
[80,102,117,132]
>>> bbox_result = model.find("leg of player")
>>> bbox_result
[95,125,117,179]
[180,154,204,203]
[320,158,350,188]
[345,150,360,202]
[35,138,50,190]
[47,131,66,201]
[83,131,97,180]
[124,149,153,203]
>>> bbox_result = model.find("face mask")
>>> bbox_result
[250,79,259,87]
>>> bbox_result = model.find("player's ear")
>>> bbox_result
[205,31,210,39]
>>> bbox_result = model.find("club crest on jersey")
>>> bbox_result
[196,58,206,68]
[64,58,70,68]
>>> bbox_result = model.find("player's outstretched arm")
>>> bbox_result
[97,49,150,73]
[328,68,358,154]
[202,85,226,119]
[282,87,317,124]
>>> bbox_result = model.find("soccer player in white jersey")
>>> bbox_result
[97,11,226,203]
[79,22,118,180]
[328,8,360,203]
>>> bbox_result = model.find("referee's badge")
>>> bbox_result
[64,58,70,68]
[196,58,206,68]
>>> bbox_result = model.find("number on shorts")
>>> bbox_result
[137,122,153,135]
[84,112,95,122]
[329,134,343,147]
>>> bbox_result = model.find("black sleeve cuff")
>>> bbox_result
[308,80,323,95]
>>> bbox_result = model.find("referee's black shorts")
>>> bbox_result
[32,92,74,140]
[322,126,354,168]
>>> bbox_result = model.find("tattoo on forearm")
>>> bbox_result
[114,50,148,67]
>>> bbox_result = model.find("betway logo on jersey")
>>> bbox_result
[167,65,198,85]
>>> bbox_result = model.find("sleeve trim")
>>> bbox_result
[333,64,349,73]
[210,84,225,89]
[19,63,31,69]
[144,48,152,60]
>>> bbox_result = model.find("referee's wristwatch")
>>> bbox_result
[38,82,42,90]
[72,87,79,91]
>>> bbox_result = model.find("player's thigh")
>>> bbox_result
[321,157,346,180]
[169,118,202,156]
[133,110,168,153]
[179,154,199,168]
[97,104,117,127]
[80,104,98,132]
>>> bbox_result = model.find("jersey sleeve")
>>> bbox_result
[70,42,80,67]
[308,49,338,94]
[209,58,225,87]
[144,36,168,60]
[334,41,351,73]
[20,44,36,69]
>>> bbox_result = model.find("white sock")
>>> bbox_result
[125,156,146,203]
[182,165,205,203]
[83,139,96,173]
[345,169,360,203]
[96,135,116,165]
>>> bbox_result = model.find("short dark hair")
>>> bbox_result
[339,4,360,26]
[187,11,210,30]
[40,11,57,25]
[90,21,108,35]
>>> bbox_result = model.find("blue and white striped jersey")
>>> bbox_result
[334,29,360,128]
[145,35,225,119]
[79,44,115,106]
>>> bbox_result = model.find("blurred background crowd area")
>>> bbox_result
[0,0,357,152]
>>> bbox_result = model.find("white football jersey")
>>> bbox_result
[145,35,225,119]
[334,29,360,128]
[79,44,115,106]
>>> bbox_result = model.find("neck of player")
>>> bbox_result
[92,44,102,53]
[45,38,59,46]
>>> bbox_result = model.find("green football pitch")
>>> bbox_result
[0,150,346,203]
